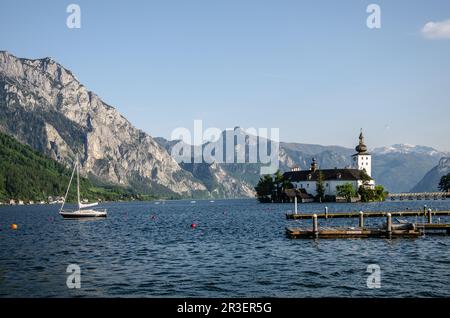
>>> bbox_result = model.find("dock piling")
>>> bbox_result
[294,196,298,215]
[359,211,364,228]
[325,206,328,219]
[313,214,318,237]
[387,213,392,236]
[428,208,432,224]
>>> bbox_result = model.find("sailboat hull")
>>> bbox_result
[59,209,107,218]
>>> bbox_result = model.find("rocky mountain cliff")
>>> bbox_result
[411,157,450,192]
[0,51,208,198]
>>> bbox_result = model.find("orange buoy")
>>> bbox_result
[11,224,18,230]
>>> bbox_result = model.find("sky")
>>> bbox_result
[1,0,450,150]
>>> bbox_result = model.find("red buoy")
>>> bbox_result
[191,223,197,229]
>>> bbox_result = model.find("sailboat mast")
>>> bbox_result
[59,158,77,213]
[77,154,80,207]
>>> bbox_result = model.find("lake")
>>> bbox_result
[0,199,449,297]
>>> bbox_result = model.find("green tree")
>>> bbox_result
[255,175,274,203]
[316,171,325,202]
[255,170,292,203]
[358,184,388,202]
[360,170,372,184]
[273,170,284,202]
[438,173,450,192]
[336,183,356,201]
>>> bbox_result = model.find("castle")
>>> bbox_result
[283,130,376,198]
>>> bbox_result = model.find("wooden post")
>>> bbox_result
[359,211,364,228]
[313,214,318,236]
[387,213,392,235]
[428,208,432,224]
[423,205,427,215]
[325,206,328,219]
[294,196,298,214]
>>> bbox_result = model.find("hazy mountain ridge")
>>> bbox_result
[411,157,450,192]
[373,144,446,156]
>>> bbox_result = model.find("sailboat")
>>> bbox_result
[59,155,107,218]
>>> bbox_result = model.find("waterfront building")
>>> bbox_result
[283,130,375,197]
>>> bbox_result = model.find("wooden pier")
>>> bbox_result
[286,227,421,239]
[286,213,422,239]
[416,223,450,235]
[286,211,450,239]
[388,192,448,201]
[286,210,450,220]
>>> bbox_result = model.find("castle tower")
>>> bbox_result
[352,129,371,176]
[310,158,318,172]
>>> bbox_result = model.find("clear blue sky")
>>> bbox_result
[1,0,450,150]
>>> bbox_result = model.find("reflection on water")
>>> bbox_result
[0,199,449,297]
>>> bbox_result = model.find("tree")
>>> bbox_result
[438,173,450,192]
[273,170,284,202]
[336,183,356,201]
[255,171,292,203]
[374,185,388,201]
[358,184,387,202]
[360,170,372,184]
[316,171,325,202]
[255,175,274,203]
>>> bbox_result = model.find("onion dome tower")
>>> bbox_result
[310,158,318,172]
[352,129,372,176]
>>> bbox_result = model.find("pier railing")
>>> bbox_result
[388,192,448,201]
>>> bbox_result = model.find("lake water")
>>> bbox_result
[0,199,449,298]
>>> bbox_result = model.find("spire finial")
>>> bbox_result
[355,129,367,154]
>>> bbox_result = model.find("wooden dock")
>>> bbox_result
[286,210,450,220]
[417,223,450,235]
[286,212,449,239]
[286,226,421,239]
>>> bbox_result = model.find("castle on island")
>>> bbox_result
[283,130,376,201]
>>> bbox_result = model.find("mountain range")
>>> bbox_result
[0,51,448,198]
[411,157,450,192]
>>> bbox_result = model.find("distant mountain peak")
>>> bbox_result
[373,144,443,156]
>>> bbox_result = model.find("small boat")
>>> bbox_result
[59,155,107,219]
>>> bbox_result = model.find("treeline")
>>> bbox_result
[0,132,156,203]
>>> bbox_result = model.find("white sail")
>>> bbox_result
[78,202,99,209]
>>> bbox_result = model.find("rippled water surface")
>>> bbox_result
[0,199,449,297]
